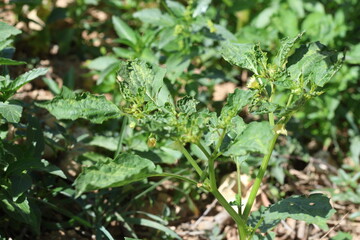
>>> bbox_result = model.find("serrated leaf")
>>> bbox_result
[274,33,303,69]
[112,16,138,45]
[0,102,22,123]
[8,68,48,92]
[221,42,267,75]
[286,42,344,87]
[75,153,162,196]
[219,89,254,126]
[224,121,274,156]
[265,194,335,230]
[177,96,198,115]
[0,22,21,42]
[0,57,26,66]
[36,91,121,124]
[118,60,172,107]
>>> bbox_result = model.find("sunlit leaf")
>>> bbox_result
[36,89,121,124]
[75,153,162,196]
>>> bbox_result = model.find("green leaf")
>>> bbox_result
[8,68,48,92]
[346,43,360,64]
[193,0,211,17]
[118,60,172,107]
[87,56,119,71]
[39,159,67,179]
[224,121,274,156]
[133,9,175,27]
[87,135,119,151]
[221,42,267,75]
[36,90,121,124]
[0,57,26,66]
[0,193,40,234]
[265,194,335,230]
[0,102,22,123]
[75,153,162,196]
[113,47,136,59]
[286,42,344,87]
[166,0,185,17]
[10,173,32,199]
[112,16,138,45]
[219,89,254,126]
[330,232,353,240]
[177,96,198,115]
[0,21,21,42]
[274,33,303,69]
[124,217,181,239]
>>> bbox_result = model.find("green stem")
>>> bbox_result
[196,142,211,160]
[152,173,201,188]
[268,83,275,126]
[236,159,242,215]
[243,133,279,219]
[114,116,128,159]
[286,93,294,108]
[177,141,203,177]
[208,156,248,239]
[212,128,227,157]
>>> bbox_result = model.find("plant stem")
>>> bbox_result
[196,142,211,159]
[208,156,248,239]
[114,116,128,159]
[152,173,201,188]
[177,142,203,177]
[242,133,279,219]
[235,159,242,215]
[268,83,275,126]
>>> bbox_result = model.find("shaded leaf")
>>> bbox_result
[0,102,22,123]
[0,57,26,66]
[265,194,335,230]
[10,174,32,199]
[0,194,40,234]
[75,153,162,196]
[8,68,48,92]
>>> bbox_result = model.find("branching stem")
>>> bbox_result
[243,133,279,219]
[177,141,203,177]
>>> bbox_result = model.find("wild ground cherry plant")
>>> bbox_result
[39,33,343,239]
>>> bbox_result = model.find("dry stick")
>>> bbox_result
[192,199,218,229]
[319,211,350,239]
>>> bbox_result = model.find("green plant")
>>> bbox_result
[0,22,58,235]
[37,33,343,239]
